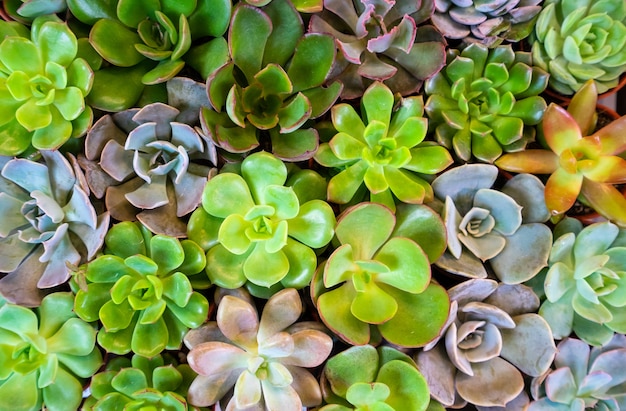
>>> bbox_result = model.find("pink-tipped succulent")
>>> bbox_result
[496,80,626,226]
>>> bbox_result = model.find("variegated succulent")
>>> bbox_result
[78,100,216,237]
[309,0,446,98]
[0,151,109,307]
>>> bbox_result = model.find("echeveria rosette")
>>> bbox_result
[431,0,543,47]
[311,202,450,347]
[184,288,334,410]
[83,354,197,411]
[416,279,556,409]
[528,335,626,410]
[0,292,103,411]
[0,15,94,156]
[529,0,626,95]
[70,0,231,111]
[187,151,336,297]
[201,0,342,161]
[78,101,216,237]
[425,43,549,163]
[431,163,553,283]
[496,80,626,226]
[0,151,109,307]
[308,0,446,98]
[530,219,626,347]
[72,221,209,358]
[314,81,453,212]
[320,345,431,411]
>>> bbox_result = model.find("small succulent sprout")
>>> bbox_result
[78,101,216,237]
[528,334,626,410]
[201,0,342,161]
[0,15,94,156]
[425,43,549,163]
[0,292,103,411]
[529,0,626,95]
[0,151,109,307]
[496,80,626,226]
[315,81,453,212]
[72,221,209,358]
[83,354,197,411]
[188,151,335,297]
[184,288,334,410]
[530,218,626,347]
[320,345,431,411]
[2,0,67,22]
[308,0,446,98]
[431,163,553,283]
[432,0,543,47]
[416,279,556,409]
[312,202,450,347]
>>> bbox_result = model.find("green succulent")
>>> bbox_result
[531,218,626,346]
[425,43,548,163]
[1,0,67,22]
[0,15,93,156]
[187,151,336,298]
[530,0,626,95]
[72,221,209,357]
[314,81,453,212]
[0,292,102,411]
[201,0,342,161]
[83,354,198,411]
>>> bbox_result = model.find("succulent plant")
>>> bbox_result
[68,0,231,111]
[83,354,197,411]
[320,345,432,411]
[72,221,209,358]
[528,334,626,410]
[308,0,446,98]
[529,0,626,95]
[528,218,626,347]
[243,0,322,12]
[0,151,109,307]
[431,0,543,47]
[312,202,450,347]
[187,151,335,298]
[0,292,102,411]
[78,100,216,237]
[314,81,453,212]
[0,15,94,156]
[416,279,556,409]
[201,0,342,161]
[431,163,553,283]
[424,43,549,163]
[184,288,334,410]
[1,0,67,22]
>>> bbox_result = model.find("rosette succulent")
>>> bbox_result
[416,279,556,409]
[312,202,450,347]
[314,81,453,212]
[78,101,216,237]
[431,163,552,283]
[72,221,209,357]
[187,151,336,297]
[201,0,342,161]
[425,43,548,163]
[320,345,431,411]
[529,0,626,95]
[431,0,543,47]
[0,15,94,156]
[530,219,626,347]
[496,80,626,226]
[528,335,626,410]
[308,0,446,98]
[184,288,334,410]
[0,292,103,411]
[83,354,197,411]
[0,151,109,307]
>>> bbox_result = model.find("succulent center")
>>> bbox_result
[137,18,172,51]
[11,337,48,375]
[459,208,495,238]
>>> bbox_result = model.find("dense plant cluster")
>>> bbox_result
[1,0,626,410]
